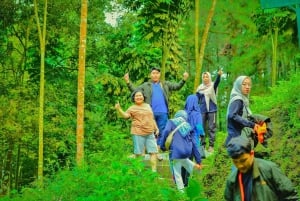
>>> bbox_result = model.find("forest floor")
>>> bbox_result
[143,146,218,195]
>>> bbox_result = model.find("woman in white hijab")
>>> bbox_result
[196,69,222,153]
[225,76,258,145]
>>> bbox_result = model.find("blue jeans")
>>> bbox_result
[154,112,168,145]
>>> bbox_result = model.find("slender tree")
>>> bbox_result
[34,0,48,187]
[76,0,88,167]
[194,0,200,91]
[193,0,217,92]
[271,25,278,87]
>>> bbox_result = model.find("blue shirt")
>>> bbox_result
[151,83,168,113]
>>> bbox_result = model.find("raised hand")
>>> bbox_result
[124,73,130,83]
[183,72,189,81]
[115,101,121,110]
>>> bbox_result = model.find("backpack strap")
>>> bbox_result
[165,122,185,150]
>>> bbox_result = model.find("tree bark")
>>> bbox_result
[0,138,13,196]
[14,142,21,193]
[194,0,217,92]
[34,0,48,187]
[194,0,200,92]
[271,26,278,87]
[160,34,168,82]
[76,0,88,167]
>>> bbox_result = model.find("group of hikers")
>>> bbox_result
[115,67,299,200]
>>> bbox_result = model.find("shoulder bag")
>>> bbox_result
[165,122,185,151]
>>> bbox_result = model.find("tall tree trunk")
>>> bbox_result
[271,26,278,87]
[193,0,217,92]
[0,138,13,196]
[76,0,88,167]
[194,0,200,92]
[34,0,48,187]
[14,142,21,192]
[160,34,168,82]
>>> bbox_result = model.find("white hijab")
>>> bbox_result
[196,72,217,111]
[227,76,252,117]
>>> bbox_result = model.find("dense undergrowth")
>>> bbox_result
[1,73,299,200]
[1,153,190,201]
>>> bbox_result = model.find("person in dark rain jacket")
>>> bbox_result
[226,76,260,145]
[224,136,299,201]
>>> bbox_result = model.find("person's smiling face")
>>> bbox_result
[150,70,161,83]
[134,91,144,105]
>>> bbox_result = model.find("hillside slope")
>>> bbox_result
[200,73,300,200]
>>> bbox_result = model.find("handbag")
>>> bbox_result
[165,122,185,151]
